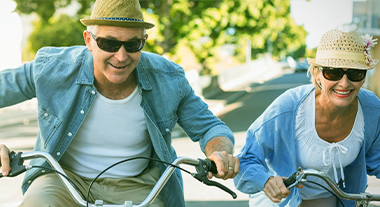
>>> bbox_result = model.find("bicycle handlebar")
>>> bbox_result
[283,167,380,205]
[1,151,237,207]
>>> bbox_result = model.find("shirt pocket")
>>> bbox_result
[38,109,62,147]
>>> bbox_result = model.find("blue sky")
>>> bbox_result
[290,0,360,49]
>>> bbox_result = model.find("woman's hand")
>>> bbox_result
[264,175,303,203]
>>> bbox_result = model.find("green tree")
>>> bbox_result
[28,14,86,54]
[140,0,308,74]
[13,0,73,24]
[14,0,308,74]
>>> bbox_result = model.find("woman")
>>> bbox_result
[234,29,380,207]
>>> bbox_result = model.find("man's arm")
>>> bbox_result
[205,136,239,180]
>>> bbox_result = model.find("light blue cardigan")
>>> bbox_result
[234,84,380,207]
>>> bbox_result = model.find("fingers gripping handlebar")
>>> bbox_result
[193,159,237,199]
[0,151,28,178]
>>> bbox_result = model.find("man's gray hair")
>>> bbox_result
[87,26,99,34]
[86,25,146,36]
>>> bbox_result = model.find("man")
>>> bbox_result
[0,0,238,206]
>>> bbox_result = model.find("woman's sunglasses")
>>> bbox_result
[318,67,367,82]
[90,32,146,53]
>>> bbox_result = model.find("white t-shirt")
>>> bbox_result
[60,87,152,178]
[295,91,364,200]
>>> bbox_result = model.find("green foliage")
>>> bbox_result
[15,0,308,75]
[26,14,86,58]
[13,0,72,24]
[305,47,317,58]
[140,0,308,74]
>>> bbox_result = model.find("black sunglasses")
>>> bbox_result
[318,67,367,82]
[90,32,146,53]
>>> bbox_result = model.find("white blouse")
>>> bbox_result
[295,90,364,200]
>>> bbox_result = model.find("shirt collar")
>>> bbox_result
[75,49,95,85]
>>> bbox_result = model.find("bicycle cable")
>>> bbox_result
[86,156,193,207]
[305,180,345,207]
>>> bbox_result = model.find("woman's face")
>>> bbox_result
[315,67,364,109]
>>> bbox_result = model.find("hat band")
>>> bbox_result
[97,17,143,22]
[316,50,364,62]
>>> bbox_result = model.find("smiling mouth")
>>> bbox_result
[109,63,127,69]
[333,89,352,95]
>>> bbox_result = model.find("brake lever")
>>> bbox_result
[192,158,237,199]
[0,151,27,178]
[284,167,304,190]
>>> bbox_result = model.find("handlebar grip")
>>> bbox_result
[194,159,237,199]
[0,151,26,178]
[283,171,297,188]
[205,158,218,174]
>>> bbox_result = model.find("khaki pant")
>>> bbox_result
[20,167,164,207]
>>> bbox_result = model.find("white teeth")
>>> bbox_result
[110,63,126,68]
[334,90,351,95]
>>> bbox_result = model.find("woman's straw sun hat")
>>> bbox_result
[80,0,154,29]
[308,29,378,70]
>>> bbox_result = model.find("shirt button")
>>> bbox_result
[41,170,45,173]
[44,113,48,117]
[56,152,61,156]
[28,180,31,183]
[91,91,96,95]
[68,132,72,136]
[165,128,170,132]
[80,110,84,114]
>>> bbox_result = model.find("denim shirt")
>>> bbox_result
[234,84,380,207]
[0,46,234,206]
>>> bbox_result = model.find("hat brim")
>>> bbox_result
[307,58,375,70]
[80,19,155,29]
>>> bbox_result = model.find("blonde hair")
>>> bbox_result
[307,65,322,90]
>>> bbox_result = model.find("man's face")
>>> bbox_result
[84,26,146,87]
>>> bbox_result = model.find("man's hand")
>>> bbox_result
[207,151,239,180]
[204,136,239,180]
[0,144,10,177]
[264,175,303,203]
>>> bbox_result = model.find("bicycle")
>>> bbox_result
[283,167,380,207]
[0,151,237,207]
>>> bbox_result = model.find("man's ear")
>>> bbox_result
[84,31,93,52]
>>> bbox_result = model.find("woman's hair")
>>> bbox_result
[307,65,321,90]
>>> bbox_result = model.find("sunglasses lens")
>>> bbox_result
[96,38,145,53]
[124,39,145,53]
[96,38,122,52]
[347,69,367,81]
[321,67,367,82]
[323,68,343,81]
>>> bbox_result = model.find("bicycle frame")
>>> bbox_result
[285,167,380,207]
[13,151,236,207]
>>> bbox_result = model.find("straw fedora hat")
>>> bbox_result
[307,29,378,70]
[80,0,154,29]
